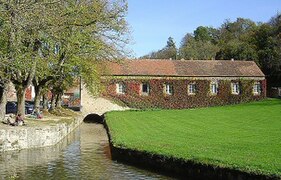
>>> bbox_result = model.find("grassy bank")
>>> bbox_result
[105,99,281,177]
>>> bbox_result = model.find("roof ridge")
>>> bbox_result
[126,59,257,63]
[103,59,264,77]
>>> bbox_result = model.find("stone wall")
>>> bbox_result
[103,78,266,109]
[0,117,82,152]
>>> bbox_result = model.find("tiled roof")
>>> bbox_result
[103,59,265,77]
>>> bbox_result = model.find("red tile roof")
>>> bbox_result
[103,59,265,77]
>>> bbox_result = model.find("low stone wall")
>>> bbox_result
[0,116,83,152]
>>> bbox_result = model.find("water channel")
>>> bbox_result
[0,123,172,179]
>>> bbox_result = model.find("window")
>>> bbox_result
[231,82,240,95]
[164,84,173,95]
[210,82,218,95]
[141,83,150,95]
[116,83,125,94]
[253,82,261,95]
[188,83,196,95]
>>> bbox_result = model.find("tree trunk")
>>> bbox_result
[50,93,56,110]
[0,81,9,121]
[55,93,62,108]
[43,93,49,110]
[16,86,26,115]
[34,85,42,109]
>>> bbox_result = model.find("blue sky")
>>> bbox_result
[126,0,281,58]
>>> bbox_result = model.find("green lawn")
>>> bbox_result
[105,99,281,177]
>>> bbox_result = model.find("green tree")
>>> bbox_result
[0,17,10,119]
[216,18,258,60]
[179,28,219,60]
[0,1,55,115]
[254,14,281,87]
[41,0,129,109]
[140,37,177,59]
[0,0,129,115]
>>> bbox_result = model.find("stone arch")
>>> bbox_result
[83,113,104,124]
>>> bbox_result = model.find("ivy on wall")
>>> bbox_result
[102,78,266,109]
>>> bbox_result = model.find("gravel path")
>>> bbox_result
[81,87,129,116]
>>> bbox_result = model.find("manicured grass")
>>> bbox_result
[105,99,281,177]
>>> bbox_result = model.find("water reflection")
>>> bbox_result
[0,123,171,179]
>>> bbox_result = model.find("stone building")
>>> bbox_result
[102,59,266,109]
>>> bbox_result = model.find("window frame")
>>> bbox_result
[210,81,218,95]
[188,83,196,95]
[231,82,240,95]
[116,82,125,94]
[141,83,150,96]
[253,82,261,95]
[164,83,173,95]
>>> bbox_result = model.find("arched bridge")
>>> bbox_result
[80,87,129,123]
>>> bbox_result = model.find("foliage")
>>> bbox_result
[141,15,281,87]
[216,18,258,60]
[254,15,281,86]
[179,33,219,60]
[194,26,219,43]
[35,0,130,98]
[106,99,281,177]
[0,1,49,114]
[0,0,130,113]
[103,78,266,109]
[178,26,220,60]
[140,37,177,60]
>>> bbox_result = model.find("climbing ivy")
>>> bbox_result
[102,78,266,109]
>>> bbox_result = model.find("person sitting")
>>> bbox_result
[33,107,43,119]
[7,114,15,125]
[15,113,25,126]
[2,114,15,125]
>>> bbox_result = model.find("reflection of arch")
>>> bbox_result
[83,114,104,124]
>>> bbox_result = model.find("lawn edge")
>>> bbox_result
[103,114,279,180]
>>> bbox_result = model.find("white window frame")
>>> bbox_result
[164,84,173,95]
[231,82,240,95]
[253,82,261,95]
[141,83,150,95]
[116,83,125,94]
[188,83,196,95]
[210,81,218,95]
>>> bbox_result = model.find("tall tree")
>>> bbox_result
[140,37,177,59]
[254,14,281,87]
[216,18,257,60]
[0,0,130,115]
[179,27,219,60]
[0,1,54,115]
[0,16,10,119]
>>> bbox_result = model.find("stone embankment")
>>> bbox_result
[0,86,128,152]
[0,117,82,152]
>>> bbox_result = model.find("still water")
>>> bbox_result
[0,123,172,179]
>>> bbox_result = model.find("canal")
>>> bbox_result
[0,123,172,179]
